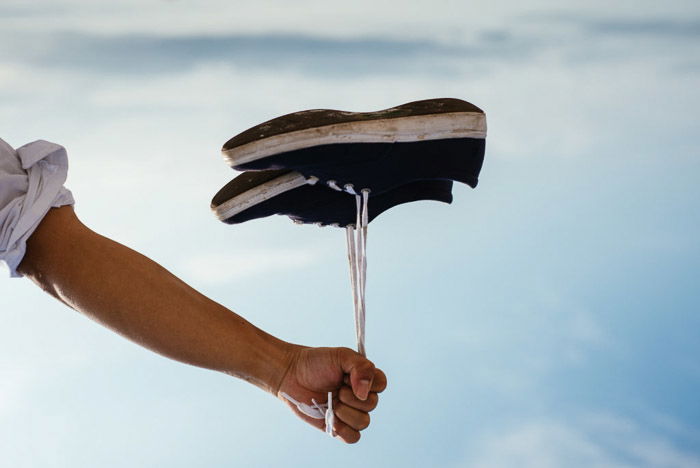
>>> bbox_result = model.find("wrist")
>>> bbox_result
[222,326,300,395]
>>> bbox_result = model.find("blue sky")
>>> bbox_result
[1,1,699,467]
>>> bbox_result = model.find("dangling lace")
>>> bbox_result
[281,188,370,439]
[347,189,369,357]
[279,391,335,436]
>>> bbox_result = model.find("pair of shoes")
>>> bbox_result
[211,97,486,227]
[208,98,487,390]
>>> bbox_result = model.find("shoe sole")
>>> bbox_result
[212,170,309,222]
[222,98,486,168]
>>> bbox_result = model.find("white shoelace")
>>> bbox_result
[281,185,370,439]
[279,392,335,436]
[347,190,369,357]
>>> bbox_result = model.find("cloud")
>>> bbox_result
[584,18,700,38]
[0,32,476,77]
[521,13,700,38]
[0,4,69,17]
[1,15,695,83]
[2,10,697,82]
[465,413,700,468]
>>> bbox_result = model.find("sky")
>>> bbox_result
[1,0,699,467]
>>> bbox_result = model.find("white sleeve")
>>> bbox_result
[0,138,75,278]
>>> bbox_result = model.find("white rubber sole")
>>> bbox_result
[212,171,310,221]
[222,111,487,167]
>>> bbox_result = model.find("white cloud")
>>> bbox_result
[3,0,698,40]
[465,414,700,468]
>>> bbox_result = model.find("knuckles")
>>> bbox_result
[339,386,380,412]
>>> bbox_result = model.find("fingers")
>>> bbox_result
[332,400,371,446]
[334,352,387,443]
[343,367,387,393]
[339,385,378,413]
[333,420,361,444]
[337,348,388,401]
[335,402,371,431]
[371,368,388,393]
[331,387,379,444]
[283,395,363,444]
[337,348,375,401]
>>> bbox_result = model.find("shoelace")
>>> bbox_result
[281,181,370,439]
[346,189,369,357]
[279,392,335,436]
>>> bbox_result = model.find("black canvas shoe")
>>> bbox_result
[211,169,453,227]
[221,98,486,195]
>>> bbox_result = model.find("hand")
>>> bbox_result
[276,346,387,443]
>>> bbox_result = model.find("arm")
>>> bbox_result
[18,205,386,443]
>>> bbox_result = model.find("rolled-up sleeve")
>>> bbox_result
[0,138,74,277]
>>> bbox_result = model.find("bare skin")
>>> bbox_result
[18,205,387,443]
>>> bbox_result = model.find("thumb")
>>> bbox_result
[337,348,375,401]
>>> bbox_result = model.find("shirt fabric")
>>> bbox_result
[0,138,74,277]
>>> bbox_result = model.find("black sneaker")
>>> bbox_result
[211,169,453,227]
[221,98,486,195]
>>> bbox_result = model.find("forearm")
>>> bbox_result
[18,206,294,394]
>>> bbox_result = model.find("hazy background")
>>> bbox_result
[1,1,699,467]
